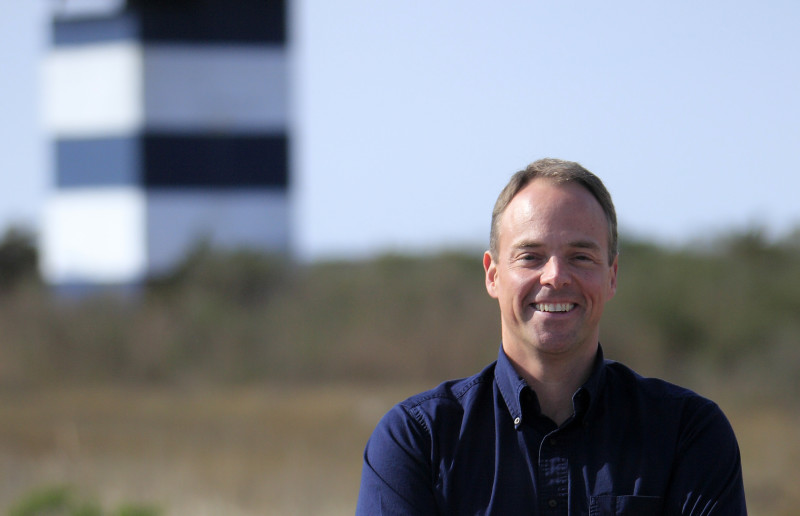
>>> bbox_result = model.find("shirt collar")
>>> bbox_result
[495,346,529,427]
[495,344,607,429]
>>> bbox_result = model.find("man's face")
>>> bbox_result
[483,179,618,361]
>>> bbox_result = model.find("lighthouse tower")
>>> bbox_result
[42,0,289,287]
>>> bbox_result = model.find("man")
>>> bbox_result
[356,158,746,515]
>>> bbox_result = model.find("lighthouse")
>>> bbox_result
[41,0,289,287]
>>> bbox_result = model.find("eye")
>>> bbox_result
[517,253,544,264]
[572,253,597,264]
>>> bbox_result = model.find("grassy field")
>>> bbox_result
[0,383,797,516]
[1,232,798,514]
[0,384,421,516]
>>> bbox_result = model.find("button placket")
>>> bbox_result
[538,435,569,515]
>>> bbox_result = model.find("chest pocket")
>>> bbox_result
[590,495,663,515]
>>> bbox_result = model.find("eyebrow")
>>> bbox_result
[569,240,602,251]
[514,240,602,251]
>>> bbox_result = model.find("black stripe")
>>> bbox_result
[135,0,285,44]
[57,138,141,187]
[56,134,288,189]
[143,134,288,188]
[53,0,285,46]
[54,13,140,46]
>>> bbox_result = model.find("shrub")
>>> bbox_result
[8,485,160,516]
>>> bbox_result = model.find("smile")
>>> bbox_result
[534,303,575,313]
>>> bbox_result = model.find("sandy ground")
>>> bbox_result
[0,384,797,516]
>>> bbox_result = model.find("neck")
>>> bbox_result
[504,341,597,426]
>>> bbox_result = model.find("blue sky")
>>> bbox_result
[3,1,800,260]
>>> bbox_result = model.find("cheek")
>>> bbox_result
[591,274,616,301]
[504,271,539,299]
[574,273,608,297]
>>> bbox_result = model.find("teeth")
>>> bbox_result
[535,303,575,312]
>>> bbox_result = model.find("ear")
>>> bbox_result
[483,251,499,299]
[607,254,619,299]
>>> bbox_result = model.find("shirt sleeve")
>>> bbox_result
[665,398,747,515]
[356,403,439,516]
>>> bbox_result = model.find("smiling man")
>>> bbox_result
[356,158,747,515]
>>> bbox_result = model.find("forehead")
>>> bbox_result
[500,179,608,247]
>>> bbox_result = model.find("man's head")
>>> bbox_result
[489,158,618,265]
[483,158,619,362]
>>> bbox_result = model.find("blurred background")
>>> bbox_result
[1,0,799,515]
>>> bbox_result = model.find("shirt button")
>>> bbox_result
[513,417,521,425]
[548,499,558,508]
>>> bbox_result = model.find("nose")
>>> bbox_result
[540,256,570,289]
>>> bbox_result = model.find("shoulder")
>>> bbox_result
[358,367,499,515]
[605,359,712,404]
[602,360,736,441]
[600,362,746,512]
[376,361,497,437]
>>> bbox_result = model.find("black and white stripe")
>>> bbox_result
[42,0,290,285]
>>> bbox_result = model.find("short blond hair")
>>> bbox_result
[489,158,618,264]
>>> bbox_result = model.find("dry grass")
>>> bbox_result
[0,231,798,514]
[0,383,424,516]
[0,383,796,516]
[730,402,800,516]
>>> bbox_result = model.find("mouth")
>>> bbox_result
[533,303,576,313]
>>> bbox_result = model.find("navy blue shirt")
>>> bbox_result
[356,346,746,515]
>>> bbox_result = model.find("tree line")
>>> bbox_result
[0,226,798,400]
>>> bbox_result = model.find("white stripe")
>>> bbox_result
[143,46,288,133]
[41,188,147,283]
[52,0,125,19]
[43,42,144,138]
[44,43,287,136]
[145,189,290,275]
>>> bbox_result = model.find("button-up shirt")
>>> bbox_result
[356,345,746,515]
